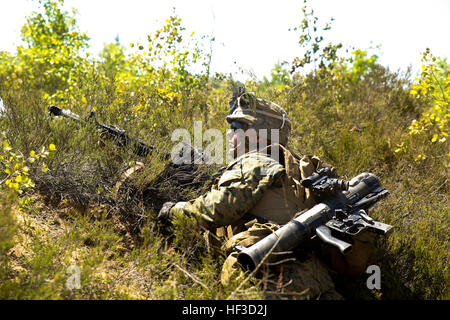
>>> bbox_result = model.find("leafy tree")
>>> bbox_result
[290,0,342,73]
[98,37,126,78]
[0,0,89,96]
[345,49,379,82]
[264,61,291,85]
[407,49,449,158]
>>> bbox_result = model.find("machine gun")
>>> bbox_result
[237,171,393,270]
[48,106,156,157]
[47,106,209,163]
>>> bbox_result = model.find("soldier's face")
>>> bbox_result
[228,121,260,158]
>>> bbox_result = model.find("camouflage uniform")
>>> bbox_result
[167,92,369,299]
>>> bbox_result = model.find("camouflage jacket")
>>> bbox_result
[170,150,284,231]
[169,145,333,232]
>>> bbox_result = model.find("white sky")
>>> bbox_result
[0,0,449,81]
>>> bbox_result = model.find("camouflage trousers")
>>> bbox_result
[209,221,344,300]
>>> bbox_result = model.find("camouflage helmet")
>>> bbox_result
[226,91,291,146]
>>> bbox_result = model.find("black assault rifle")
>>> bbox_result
[47,106,209,162]
[48,106,156,157]
[237,170,393,270]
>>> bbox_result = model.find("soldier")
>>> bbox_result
[157,90,375,299]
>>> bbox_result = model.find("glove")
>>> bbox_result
[157,201,176,222]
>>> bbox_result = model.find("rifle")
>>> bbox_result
[237,170,393,270]
[48,106,156,157]
[47,106,209,163]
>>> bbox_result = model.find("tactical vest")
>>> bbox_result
[249,145,335,225]
[216,144,336,239]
